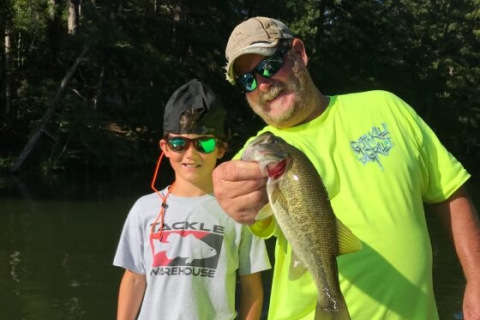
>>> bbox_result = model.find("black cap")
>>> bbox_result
[163,79,225,138]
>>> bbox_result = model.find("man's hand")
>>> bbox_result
[213,160,268,225]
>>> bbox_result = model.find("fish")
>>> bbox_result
[241,131,361,320]
[157,233,217,264]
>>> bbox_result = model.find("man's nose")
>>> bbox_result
[256,75,274,92]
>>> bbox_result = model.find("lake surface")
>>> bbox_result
[0,169,477,320]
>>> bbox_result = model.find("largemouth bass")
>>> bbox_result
[242,132,361,320]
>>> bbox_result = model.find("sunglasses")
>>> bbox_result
[166,137,218,153]
[236,42,291,93]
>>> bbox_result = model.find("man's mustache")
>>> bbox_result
[260,83,286,102]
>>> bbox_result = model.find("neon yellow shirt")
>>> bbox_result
[242,91,469,320]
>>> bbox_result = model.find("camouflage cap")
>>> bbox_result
[163,79,225,138]
[225,17,295,84]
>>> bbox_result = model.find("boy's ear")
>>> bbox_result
[217,142,228,159]
[159,139,170,156]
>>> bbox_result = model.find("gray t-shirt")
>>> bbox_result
[114,188,271,320]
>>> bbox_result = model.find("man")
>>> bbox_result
[212,16,480,319]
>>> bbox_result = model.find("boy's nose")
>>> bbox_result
[184,143,200,156]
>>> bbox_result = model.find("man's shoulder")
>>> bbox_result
[336,89,399,101]
[334,90,408,114]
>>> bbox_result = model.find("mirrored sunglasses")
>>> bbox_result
[236,42,291,93]
[167,137,218,153]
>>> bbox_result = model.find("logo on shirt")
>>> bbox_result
[157,233,217,264]
[150,223,224,278]
[350,123,393,170]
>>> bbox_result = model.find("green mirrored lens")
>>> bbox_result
[258,56,283,77]
[197,138,216,153]
[238,54,284,93]
[238,74,257,92]
[168,137,217,153]
[168,138,188,151]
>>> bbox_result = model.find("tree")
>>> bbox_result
[1,0,479,175]
[68,0,80,35]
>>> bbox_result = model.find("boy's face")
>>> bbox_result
[160,133,226,190]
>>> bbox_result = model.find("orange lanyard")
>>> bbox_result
[149,150,175,257]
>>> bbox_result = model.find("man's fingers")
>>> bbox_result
[212,160,269,224]
[226,188,269,225]
[213,160,267,199]
[213,160,266,182]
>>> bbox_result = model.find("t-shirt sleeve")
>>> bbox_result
[237,226,271,275]
[113,202,147,274]
[400,99,470,203]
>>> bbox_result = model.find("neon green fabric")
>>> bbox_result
[239,91,470,320]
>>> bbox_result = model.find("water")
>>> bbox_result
[0,170,158,320]
[0,170,477,320]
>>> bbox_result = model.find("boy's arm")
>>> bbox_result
[238,272,264,320]
[117,269,147,320]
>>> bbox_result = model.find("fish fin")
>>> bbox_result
[288,250,308,280]
[255,203,274,220]
[336,218,362,255]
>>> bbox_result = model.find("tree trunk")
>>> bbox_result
[46,0,61,62]
[4,28,12,115]
[171,2,187,58]
[11,47,90,173]
[68,0,80,35]
[94,65,105,110]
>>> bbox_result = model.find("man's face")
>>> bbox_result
[233,41,312,128]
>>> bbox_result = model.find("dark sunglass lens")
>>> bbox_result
[196,138,217,153]
[168,138,188,151]
[257,55,283,78]
[238,73,257,93]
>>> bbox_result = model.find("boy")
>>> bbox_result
[113,79,271,320]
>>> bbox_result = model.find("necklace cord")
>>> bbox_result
[149,150,174,258]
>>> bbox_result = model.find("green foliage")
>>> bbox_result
[1,0,479,175]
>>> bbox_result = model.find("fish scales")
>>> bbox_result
[269,139,345,316]
[242,132,360,320]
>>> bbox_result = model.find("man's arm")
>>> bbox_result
[238,272,264,320]
[213,160,269,225]
[429,185,480,320]
[117,269,146,320]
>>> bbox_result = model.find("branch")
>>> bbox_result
[10,47,90,173]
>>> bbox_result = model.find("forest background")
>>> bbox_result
[1,0,479,178]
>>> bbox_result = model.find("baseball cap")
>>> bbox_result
[163,79,226,139]
[225,17,295,84]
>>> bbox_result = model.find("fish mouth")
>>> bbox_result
[266,159,287,180]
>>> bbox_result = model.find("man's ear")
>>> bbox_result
[291,38,308,67]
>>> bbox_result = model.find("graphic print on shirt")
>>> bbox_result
[157,233,217,264]
[350,123,393,170]
[150,225,224,278]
